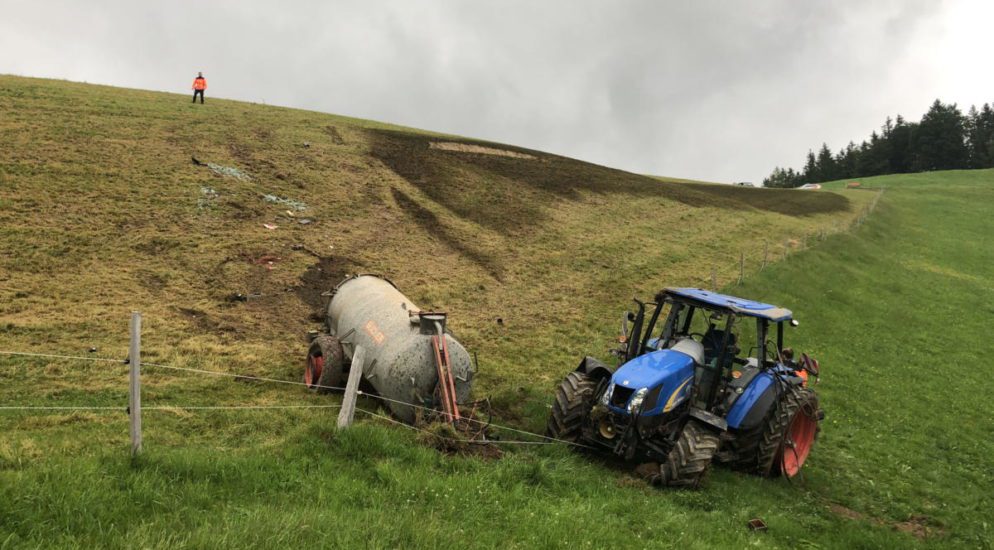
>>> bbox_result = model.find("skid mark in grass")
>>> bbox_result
[390,187,504,281]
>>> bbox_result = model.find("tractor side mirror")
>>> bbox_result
[790,319,799,327]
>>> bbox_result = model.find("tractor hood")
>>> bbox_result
[606,347,696,416]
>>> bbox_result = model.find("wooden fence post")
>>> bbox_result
[129,312,142,456]
[338,346,365,429]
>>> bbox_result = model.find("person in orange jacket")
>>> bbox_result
[191,72,207,104]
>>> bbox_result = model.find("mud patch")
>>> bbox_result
[295,255,359,320]
[176,306,235,334]
[829,504,944,540]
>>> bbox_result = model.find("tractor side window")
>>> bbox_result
[736,319,759,360]
[648,302,673,349]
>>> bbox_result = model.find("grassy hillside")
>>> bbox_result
[4,76,986,548]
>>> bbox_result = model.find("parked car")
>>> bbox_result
[797,184,822,190]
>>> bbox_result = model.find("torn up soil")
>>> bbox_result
[294,255,359,321]
[829,504,945,540]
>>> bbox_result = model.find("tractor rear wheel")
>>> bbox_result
[756,387,820,477]
[546,371,597,443]
[731,387,820,477]
[305,335,344,394]
[657,420,721,488]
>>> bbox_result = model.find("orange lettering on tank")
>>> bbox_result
[364,320,386,345]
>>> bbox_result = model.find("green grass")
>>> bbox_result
[2,76,990,548]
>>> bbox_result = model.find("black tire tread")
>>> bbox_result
[755,386,819,476]
[308,335,344,394]
[658,420,721,488]
[545,371,597,442]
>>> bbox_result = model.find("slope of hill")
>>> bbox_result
[9,76,976,548]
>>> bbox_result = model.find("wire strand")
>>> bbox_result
[1,349,583,447]
[0,350,126,364]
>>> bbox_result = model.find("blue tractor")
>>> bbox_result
[547,288,823,487]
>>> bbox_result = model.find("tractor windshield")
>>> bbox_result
[653,300,745,368]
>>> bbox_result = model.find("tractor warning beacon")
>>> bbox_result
[546,288,824,487]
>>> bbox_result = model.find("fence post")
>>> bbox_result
[128,312,142,456]
[338,345,365,429]
[739,251,745,284]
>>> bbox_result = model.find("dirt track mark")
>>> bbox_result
[390,187,503,281]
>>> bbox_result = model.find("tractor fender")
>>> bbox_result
[726,369,804,430]
[689,407,728,432]
[575,356,614,381]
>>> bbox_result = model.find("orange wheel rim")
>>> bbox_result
[782,410,817,477]
[306,354,324,388]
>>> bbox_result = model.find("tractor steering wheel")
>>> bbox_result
[688,332,706,341]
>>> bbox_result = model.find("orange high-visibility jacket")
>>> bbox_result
[192,77,207,91]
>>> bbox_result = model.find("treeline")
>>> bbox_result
[764,99,994,188]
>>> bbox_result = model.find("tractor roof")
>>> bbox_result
[663,288,793,322]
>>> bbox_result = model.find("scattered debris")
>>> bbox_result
[747,519,768,532]
[88,347,98,353]
[262,194,307,211]
[192,156,252,181]
[263,223,278,230]
[298,218,314,225]
[250,254,281,265]
[302,142,311,148]
[226,293,263,303]
[290,244,321,257]
[198,186,220,210]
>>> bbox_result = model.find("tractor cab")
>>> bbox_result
[621,288,812,411]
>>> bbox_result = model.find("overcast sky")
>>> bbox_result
[2,0,992,183]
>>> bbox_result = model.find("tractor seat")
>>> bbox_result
[702,328,738,364]
[669,338,705,365]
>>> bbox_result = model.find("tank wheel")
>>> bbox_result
[546,371,597,442]
[729,387,820,477]
[657,419,721,488]
[305,335,344,394]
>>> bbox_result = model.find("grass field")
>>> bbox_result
[2,76,991,548]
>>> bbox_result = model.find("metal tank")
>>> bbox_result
[325,275,473,423]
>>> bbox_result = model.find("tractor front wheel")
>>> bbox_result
[657,419,721,488]
[546,371,597,443]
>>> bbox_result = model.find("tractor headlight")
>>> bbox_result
[601,383,615,406]
[628,388,649,414]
